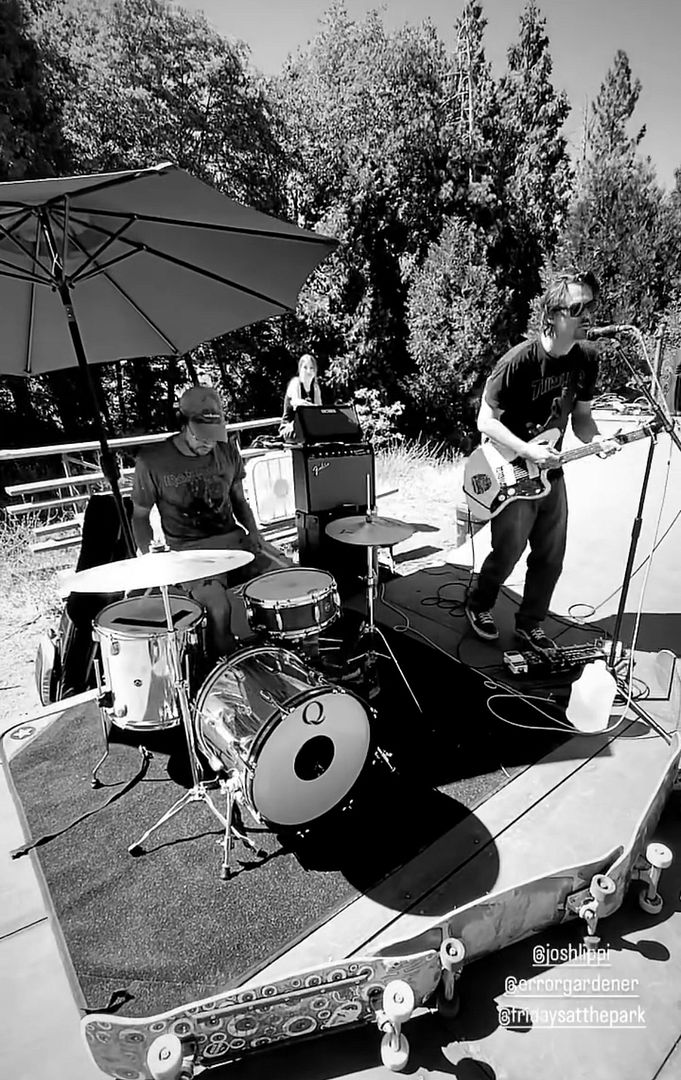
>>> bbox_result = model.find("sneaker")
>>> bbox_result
[465,604,499,641]
[515,626,556,653]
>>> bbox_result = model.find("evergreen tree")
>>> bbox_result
[272,3,467,408]
[560,51,670,331]
[406,216,502,444]
[492,1,572,340]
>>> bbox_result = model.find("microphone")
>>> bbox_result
[586,325,630,339]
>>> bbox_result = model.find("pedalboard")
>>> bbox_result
[503,639,622,677]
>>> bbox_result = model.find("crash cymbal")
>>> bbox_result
[324,515,415,547]
[65,548,254,594]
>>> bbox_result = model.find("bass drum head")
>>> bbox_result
[249,687,371,828]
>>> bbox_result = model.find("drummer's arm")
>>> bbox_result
[230,480,261,552]
[132,504,154,554]
[131,456,158,555]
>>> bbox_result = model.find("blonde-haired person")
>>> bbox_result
[279,353,322,439]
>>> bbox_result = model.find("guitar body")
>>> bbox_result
[462,423,658,522]
[463,443,551,521]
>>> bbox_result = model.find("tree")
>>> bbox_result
[559,51,670,332]
[407,216,502,444]
[0,0,71,180]
[272,3,471,414]
[492,1,572,340]
[32,0,287,211]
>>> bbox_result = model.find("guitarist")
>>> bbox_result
[465,269,618,651]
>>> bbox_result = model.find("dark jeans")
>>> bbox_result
[468,475,568,631]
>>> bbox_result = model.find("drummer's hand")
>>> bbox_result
[244,530,262,554]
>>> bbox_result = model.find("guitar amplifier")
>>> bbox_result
[293,404,363,444]
[291,443,375,513]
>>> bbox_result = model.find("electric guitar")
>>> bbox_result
[463,420,661,521]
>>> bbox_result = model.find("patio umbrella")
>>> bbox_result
[0,161,337,551]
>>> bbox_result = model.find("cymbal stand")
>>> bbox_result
[127,582,261,879]
[350,531,422,713]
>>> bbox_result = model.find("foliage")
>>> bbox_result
[32,0,287,210]
[559,51,673,333]
[490,2,572,341]
[272,4,467,404]
[1,1,681,460]
[0,0,71,179]
[406,215,502,448]
[351,387,404,451]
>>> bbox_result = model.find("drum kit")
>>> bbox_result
[65,509,418,879]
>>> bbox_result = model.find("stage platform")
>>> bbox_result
[2,418,681,1080]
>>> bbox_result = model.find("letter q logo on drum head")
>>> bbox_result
[302,699,325,726]
[251,689,370,828]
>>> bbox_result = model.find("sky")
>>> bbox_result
[178,0,681,191]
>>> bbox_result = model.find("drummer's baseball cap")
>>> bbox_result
[178,386,227,442]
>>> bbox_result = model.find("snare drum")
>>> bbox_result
[243,568,339,641]
[194,646,371,828]
[93,595,204,731]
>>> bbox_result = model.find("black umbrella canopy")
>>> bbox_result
[0,162,337,375]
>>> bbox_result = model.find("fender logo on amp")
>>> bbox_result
[311,462,330,476]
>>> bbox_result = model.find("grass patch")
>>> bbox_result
[0,515,69,626]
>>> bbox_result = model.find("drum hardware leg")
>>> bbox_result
[127,584,248,879]
[91,707,111,789]
[217,774,266,879]
[350,544,422,712]
[91,659,113,788]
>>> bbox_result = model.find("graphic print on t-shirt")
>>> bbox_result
[526,380,575,439]
[180,470,232,533]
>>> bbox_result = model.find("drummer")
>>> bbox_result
[131,385,290,661]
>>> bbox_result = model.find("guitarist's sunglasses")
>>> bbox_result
[559,299,597,319]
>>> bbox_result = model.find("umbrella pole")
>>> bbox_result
[58,284,136,557]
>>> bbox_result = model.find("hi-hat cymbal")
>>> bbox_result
[65,548,255,594]
[324,515,415,547]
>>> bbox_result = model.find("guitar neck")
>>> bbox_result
[555,425,651,467]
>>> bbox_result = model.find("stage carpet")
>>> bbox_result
[7,607,573,1020]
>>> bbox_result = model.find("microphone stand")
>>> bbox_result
[604,323,679,740]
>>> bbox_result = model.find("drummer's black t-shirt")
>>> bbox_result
[132,437,246,547]
[485,338,599,450]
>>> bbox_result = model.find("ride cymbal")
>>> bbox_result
[65,548,254,593]
[324,515,415,547]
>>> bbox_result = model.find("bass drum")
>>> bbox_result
[194,646,371,829]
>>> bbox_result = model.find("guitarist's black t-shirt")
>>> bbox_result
[485,338,599,455]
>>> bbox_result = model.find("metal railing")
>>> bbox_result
[0,416,284,552]
[1,416,281,515]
